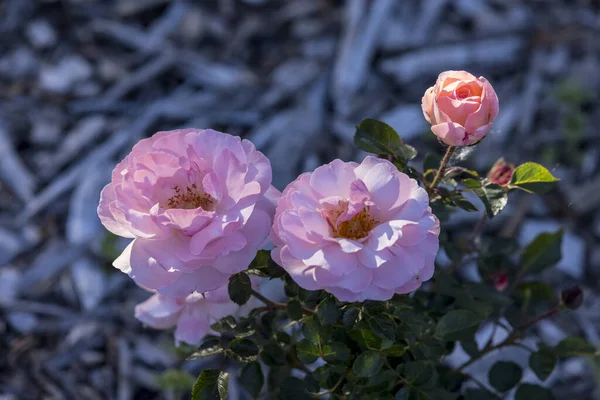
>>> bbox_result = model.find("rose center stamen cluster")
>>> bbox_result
[166,184,216,210]
[325,201,378,240]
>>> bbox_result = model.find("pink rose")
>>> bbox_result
[135,280,260,345]
[270,156,439,302]
[422,70,499,146]
[98,129,280,297]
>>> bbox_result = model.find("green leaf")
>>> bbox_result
[302,316,333,346]
[191,369,219,400]
[287,299,303,321]
[529,348,556,381]
[261,341,287,366]
[462,178,482,188]
[227,338,259,362]
[296,339,320,364]
[278,377,313,400]
[322,342,351,363]
[366,370,397,393]
[316,297,340,326]
[395,309,435,337]
[464,282,513,306]
[349,328,390,351]
[403,361,435,387]
[228,272,251,305]
[464,388,497,400]
[343,307,361,327]
[489,361,522,392]
[384,344,406,357]
[451,193,479,212]
[211,316,237,333]
[554,337,597,357]
[369,314,397,341]
[509,162,560,194]
[156,370,196,391]
[515,282,556,304]
[461,339,479,358]
[217,372,229,400]
[473,184,508,217]
[187,344,224,360]
[514,383,556,400]
[520,230,563,274]
[435,310,483,338]
[284,275,300,297]
[352,350,384,378]
[395,387,410,400]
[240,362,263,399]
[354,118,418,166]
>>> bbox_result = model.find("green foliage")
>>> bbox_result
[228,271,252,305]
[508,162,560,194]
[240,362,264,398]
[354,118,418,169]
[520,230,563,274]
[488,361,522,392]
[472,183,508,217]
[554,337,597,357]
[186,116,582,400]
[529,346,556,381]
[316,296,340,326]
[156,370,196,391]
[435,310,483,339]
[192,370,220,400]
[353,351,384,377]
[515,383,556,400]
[227,338,259,362]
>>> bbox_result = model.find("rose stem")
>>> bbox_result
[250,289,315,315]
[430,146,456,189]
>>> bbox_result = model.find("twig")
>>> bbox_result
[456,306,560,372]
[250,289,315,315]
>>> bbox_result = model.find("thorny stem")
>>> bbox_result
[429,146,456,189]
[456,306,561,372]
[250,289,315,315]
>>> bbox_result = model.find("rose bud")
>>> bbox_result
[561,286,583,310]
[491,270,508,292]
[422,70,499,146]
[487,158,515,186]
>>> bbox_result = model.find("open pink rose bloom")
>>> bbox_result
[271,156,440,302]
[98,129,279,297]
[135,279,259,346]
[422,70,499,146]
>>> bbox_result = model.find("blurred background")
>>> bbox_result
[1,0,600,399]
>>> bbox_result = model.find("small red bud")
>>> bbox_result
[487,158,515,186]
[491,270,508,291]
[561,286,583,310]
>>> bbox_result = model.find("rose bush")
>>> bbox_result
[97,70,589,400]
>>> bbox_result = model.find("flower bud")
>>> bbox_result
[490,270,508,291]
[487,158,515,186]
[561,286,583,310]
[421,70,499,146]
